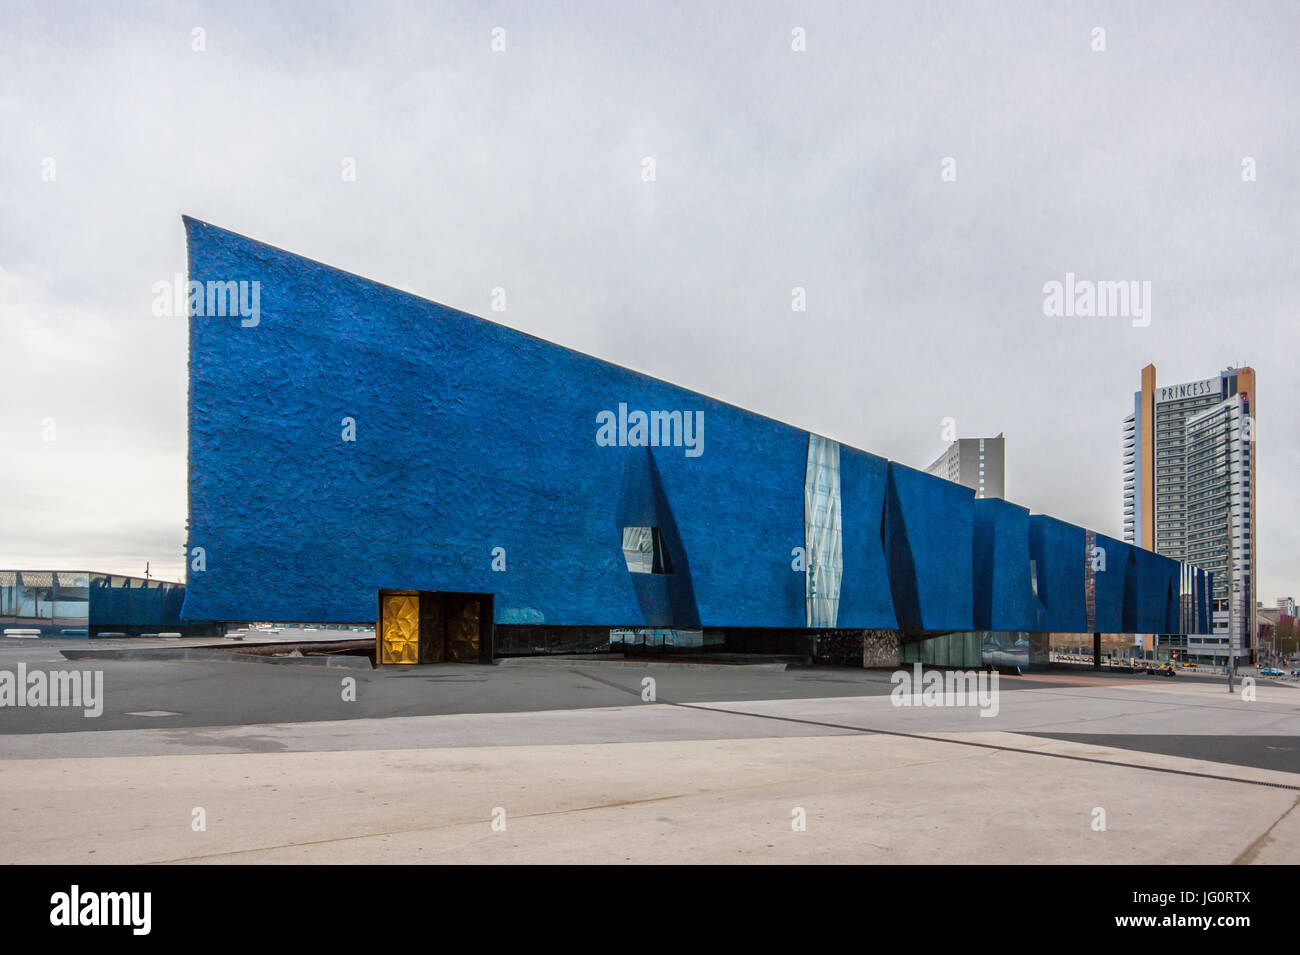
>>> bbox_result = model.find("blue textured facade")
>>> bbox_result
[837,449,897,629]
[1028,516,1087,633]
[883,463,974,632]
[181,218,1208,637]
[1092,533,1132,633]
[972,499,1042,632]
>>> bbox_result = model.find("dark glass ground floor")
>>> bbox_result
[491,625,1052,669]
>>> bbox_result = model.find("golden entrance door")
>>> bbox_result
[379,591,420,664]
[377,590,494,665]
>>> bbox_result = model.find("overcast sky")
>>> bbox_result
[2,0,1297,602]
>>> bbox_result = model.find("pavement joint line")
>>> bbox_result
[148,791,698,864]
[963,677,1300,711]
[680,702,1300,792]
[991,684,1300,715]
[1000,704,1210,734]
[568,670,1300,793]
[138,738,1020,864]
[1231,795,1300,865]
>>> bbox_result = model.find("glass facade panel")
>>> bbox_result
[621,527,672,575]
[804,434,843,628]
[1,570,199,636]
[0,570,90,633]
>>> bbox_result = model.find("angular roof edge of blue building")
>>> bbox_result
[179,217,1209,637]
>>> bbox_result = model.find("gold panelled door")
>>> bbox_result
[380,593,420,664]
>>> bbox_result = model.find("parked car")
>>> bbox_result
[1260,667,1284,677]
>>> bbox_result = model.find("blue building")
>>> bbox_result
[180,218,1210,665]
